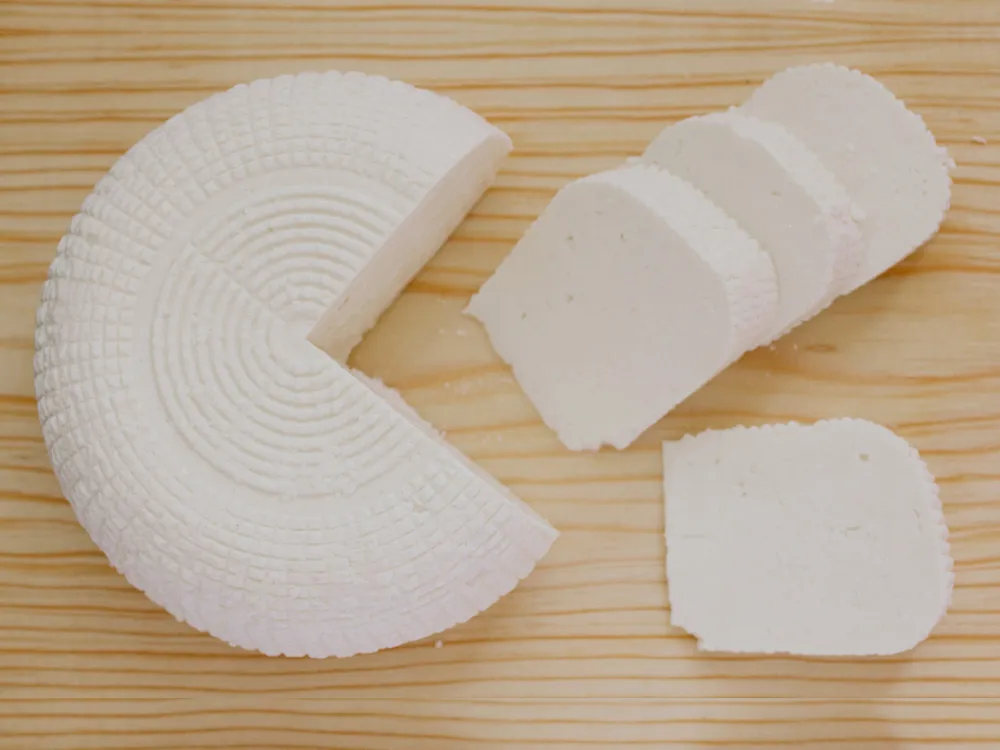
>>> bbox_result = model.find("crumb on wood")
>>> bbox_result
[434,640,443,649]
[972,135,988,145]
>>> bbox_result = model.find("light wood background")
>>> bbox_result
[2,0,1000,747]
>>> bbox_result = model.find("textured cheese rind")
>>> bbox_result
[591,166,778,359]
[309,126,511,361]
[34,71,556,658]
[663,419,954,656]
[718,111,865,300]
[642,111,863,342]
[742,63,953,290]
[467,163,778,451]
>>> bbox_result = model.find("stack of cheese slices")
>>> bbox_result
[469,63,955,452]
[469,64,956,656]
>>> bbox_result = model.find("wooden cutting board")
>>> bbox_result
[2,0,1000,747]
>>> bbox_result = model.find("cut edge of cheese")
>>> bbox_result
[467,163,778,451]
[593,165,779,360]
[307,124,511,362]
[355,371,550,525]
[641,110,863,343]
[34,70,555,659]
[717,110,866,302]
[663,418,954,656]
[742,63,953,290]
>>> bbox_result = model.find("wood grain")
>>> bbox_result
[2,0,1000,747]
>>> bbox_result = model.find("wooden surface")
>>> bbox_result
[2,0,1000,747]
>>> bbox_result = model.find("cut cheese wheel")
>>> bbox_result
[663,419,954,656]
[467,163,778,452]
[35,71,557,658]
[742,63,953,290]
[642,111,863,339]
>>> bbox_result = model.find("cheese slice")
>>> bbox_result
[742,63,953,290]
[663,419,954,656]
[467,164,779,451]
[35,71,557,658]
[641,111,863,339]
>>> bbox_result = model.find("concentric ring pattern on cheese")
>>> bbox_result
[35,71,557,658]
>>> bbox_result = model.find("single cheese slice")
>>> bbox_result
[467,164,778,451]
[742,63,953,290]
[663,419,954,656]
[35,71,557,658]
[641,111,863,338]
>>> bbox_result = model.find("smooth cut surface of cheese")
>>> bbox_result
[35,71,557,658]
[742,63,953,291]
[642,111,863,339]
[663,419,954,656]
[467,163,778,452]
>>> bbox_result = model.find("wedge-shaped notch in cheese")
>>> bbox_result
[664,419,954,656]
[35,71,557,659]
[642,111,863,339]
[467,164,778,451]
[742,63,953,291]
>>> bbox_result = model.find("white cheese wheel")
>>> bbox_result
[642,111,863,339]
[467,163,778,452]
[663,419,954,656]
[35,71,557,658]
[742,63,953,290]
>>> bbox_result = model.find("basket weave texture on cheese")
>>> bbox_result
[663,419,954,656]
[467,163,778,451]
[742,63,953,291]
[642,110,864,340]
[35,71,557,658]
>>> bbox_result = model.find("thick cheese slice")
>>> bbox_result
[742,63,953,290]
[663,419,954,656]
[641,111,863,339]
[35,71,557,658]
[467,164,778,452]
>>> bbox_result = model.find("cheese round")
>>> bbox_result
[642,111,863,339]
[467,163,778,452]
[742,63,953,290]
[35,71,557,658]
[663,419,954,656]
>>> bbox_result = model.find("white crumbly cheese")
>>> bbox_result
[642,111,863,340]
[466,163,778,451]
[34,71,557,658]
[663,419,954,656]
[742,63,953,291]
